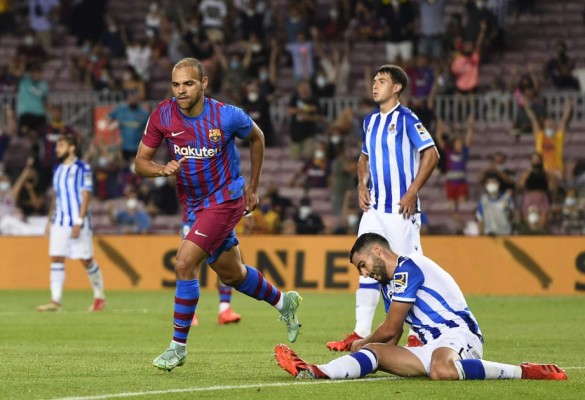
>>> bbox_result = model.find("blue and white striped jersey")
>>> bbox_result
[361,103,435,214]
[381,254,483,345]
[52,159,93,227]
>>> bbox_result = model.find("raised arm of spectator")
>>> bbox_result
[465,113,475,147]
[242,41,253,70]
[11,157,35,200]
[522,96,540,137]
[527,63,541,93]
[268,39,279,86]
[474,20,487,55]
[435,119,447,150]
[560,98,574,132]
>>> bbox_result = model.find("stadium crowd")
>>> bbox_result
[0,0,584,236]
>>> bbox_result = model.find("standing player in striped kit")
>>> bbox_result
[37,134,106,312]
[327,65,439,351]
[135,58,302,371]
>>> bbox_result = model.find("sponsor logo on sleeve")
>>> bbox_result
[414,122,431,141]
[393,272,409,294]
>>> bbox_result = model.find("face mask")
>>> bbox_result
[527,212,539,225]
[90,55,98,63]
[251,44,262,53]
[98,156,109,167]
[329,9,338,20]
[259,71,269,81]
[486,182,499,194]
[330,135,341,145]
[0,181,10,191]
[565,197,576,207]
[108,25,117,33]
[153,176,166,188]
[545,128,555,138]
[126,198,138,209]
[24,36,34,46]
[347,214,358,227]
[314,149,325,159]
[230,60,240,70]
[247,91,259,102]
[299,205,312,219]
[476,0,485,8]
[260,204,270,213]
[316,76,327,88]
[189,26,198,34]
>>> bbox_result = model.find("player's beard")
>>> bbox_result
[371,255,390,285]
[56,152,68,162]
[180,90,203,114]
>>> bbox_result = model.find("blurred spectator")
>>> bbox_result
[109,188,151,234]
[330,140,357,216]
[143,176,179,217]
[37,104,78,192]
[0,61,19,93]
[451,21,486,94]
[108,96,150,161]
[126,38,152,81]
[69,0,108,45]
[244,33,270,79]
[16,63,48,136]
[480,151,516,194]
[216,48,249,103]
[463,0,498,60]
[293,197,324,234]
[321,4,345,41]
[444,12,463,55]
[0,0,16,36]
[0,105,16,164]
[511,64,544,137]
[167,25,189,64]
[476,176,514,235]
[237,0,268,40]
[100,15,129,59]
[311,29,351,98]
[286,31,315,80]
[407,54,434,99]
[347,1,385,41]
[145,1,163,38]
[546,40,580,91]
[436,115,474,212]
[16,29,48,69]
[241,80,274,146]
[16,162,44,217]
[28,0,60,47]
[287,80,323,161]
[510,0,535,20]
[416,0,447,60]
[0,159,36,235]
[516,204,547,235]
[256,39,279,101]
[83,141,123,200]
[285,3,307,43]
[265,183,293,221]
[250,194,280,234]
[380,0,415,64]
[561,188,583,234]
[199,0,228,44]
[486,0,509,54]
[121,65,146,101]
[566,159,585,207]
[289,141,330,189]
[518,152,556,229]
[183,20,218,85]
[523,98,573,180]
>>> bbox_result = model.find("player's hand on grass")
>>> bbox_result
[358,182,371,212]
[398,189,417,218]
[162,157,186,176]
[350,338,367,353]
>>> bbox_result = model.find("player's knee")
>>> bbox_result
[216,269,245,286]
[174,258,196,279]
[429,363,458,380]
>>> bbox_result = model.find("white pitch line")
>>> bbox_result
[51,377,399,400]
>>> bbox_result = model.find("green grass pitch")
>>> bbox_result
[1,290,584,399]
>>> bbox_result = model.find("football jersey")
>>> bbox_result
[142,97,253,220]
[362,102,435,214]
[52,159,93,227]
[381,254,483,345]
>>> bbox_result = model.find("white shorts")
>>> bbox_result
[358,209,423,255]
[49,224,94,259]
[405,329,484,375]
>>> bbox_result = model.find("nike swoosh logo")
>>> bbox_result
[171,131,185,137]
[194,229,208,237]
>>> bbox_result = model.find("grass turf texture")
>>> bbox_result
[1,290,583,400]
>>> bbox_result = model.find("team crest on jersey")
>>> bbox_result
[388,123,397,135]
[208,128,222,143]
[414,123,431,141]
[393,272,408,294]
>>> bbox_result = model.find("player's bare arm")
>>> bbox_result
[350,301,411,352]
[357,152,371,212]
[244,122,265,215]
[72,190,91,239]
[45,191,55,236]
[399,146,439,218]
[135,142,186,177]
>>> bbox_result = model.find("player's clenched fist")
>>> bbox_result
[161,157,186,176]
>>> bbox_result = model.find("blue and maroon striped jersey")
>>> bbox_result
[142,97,253,219]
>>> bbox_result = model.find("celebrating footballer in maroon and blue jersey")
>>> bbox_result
[135,58,302,372]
